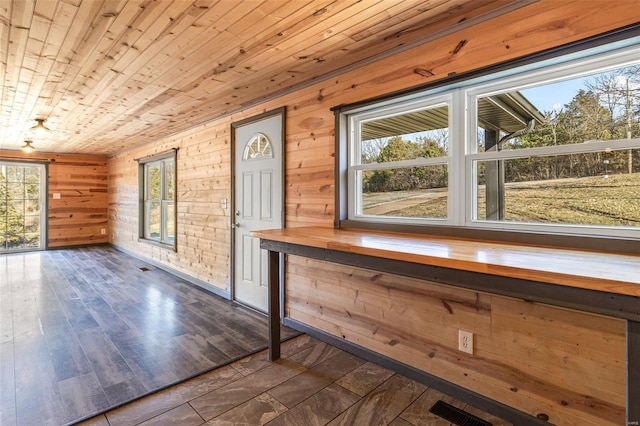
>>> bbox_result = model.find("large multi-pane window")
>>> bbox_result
[341,42,639,239]
[0,162,46,252]
[139,151,176,248]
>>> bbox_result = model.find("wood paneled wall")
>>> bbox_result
[108,123,232,290]
[287,256,626,425]
[107,2,638,423]
[0,150,108,247]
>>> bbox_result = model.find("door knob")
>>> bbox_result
[231,223,240,229]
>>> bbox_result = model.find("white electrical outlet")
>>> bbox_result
[101,228,106,234]
[458,330,473,355]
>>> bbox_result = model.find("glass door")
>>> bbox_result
[0,162,46,252]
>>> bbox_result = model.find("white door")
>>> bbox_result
[233,111,283,312]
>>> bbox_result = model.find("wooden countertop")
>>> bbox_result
[252,226,640,297]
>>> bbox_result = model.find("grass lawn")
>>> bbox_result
[378,173,640,226]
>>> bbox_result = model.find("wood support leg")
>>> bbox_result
[268,249,280,361]
[629,320,639,425]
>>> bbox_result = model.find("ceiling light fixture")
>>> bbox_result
[31,118,51,135]
[21,140,35,153]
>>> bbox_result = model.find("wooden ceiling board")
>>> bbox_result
[230,0,512,102]
[1,0,539,155]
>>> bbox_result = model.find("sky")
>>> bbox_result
[520,77,590,113]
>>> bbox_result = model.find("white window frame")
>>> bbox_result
[464,46,640,238]
[348,94,456,226]
[138,150,176,249]
[340,41,640,240]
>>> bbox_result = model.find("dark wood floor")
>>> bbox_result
[0,246,296,426]
[78,334,511,426]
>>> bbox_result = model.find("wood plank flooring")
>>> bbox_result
[78,334,512,426]
[0,246,297,426]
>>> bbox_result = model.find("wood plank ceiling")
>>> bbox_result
[1,0,525,156]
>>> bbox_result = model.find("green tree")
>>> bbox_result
[0,165,41,250]
[363,136,447,192]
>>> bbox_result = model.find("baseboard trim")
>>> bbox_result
[110,243,230,300]
[47,242,110,250]
[283,317,547,426]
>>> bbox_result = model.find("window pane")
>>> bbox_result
[5,233,22,249]
[24,166,40,181]
[165,159,175,200]
[23,214,40,233]
[146,202,161,239]
[9,199,24,214]
[5,215,24,235]
[164,202,175,243]
[25,199,40,214]
[23,233,40,248]
[6,166,23,182]
[478,65,640,152]
[24,176,40,200]
[360,105,449,164]
[475,148,640,226]
[7,182,25,199]
[146,164,161,200]
[243,133,273,160]
[360,165,448,218]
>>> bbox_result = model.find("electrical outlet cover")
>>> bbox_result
[458,330,473,355]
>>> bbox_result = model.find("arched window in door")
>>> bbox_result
[243,133,273,160]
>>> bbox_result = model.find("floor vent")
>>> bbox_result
[429,400,493,426]
[139,267,150,272]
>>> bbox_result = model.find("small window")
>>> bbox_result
[348,97,452,223]
[138,150,176,248]
[243,133,273,159]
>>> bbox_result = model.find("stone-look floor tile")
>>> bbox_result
[327,374,426,426]
[464,404,513,425]
[267,383,359,426]
[268,351,365,408]
[399,387,465,425]
[106,365,242,426]
[75,414,110,426]
[138,403,204,426]
[231,335,323,377]
[191,359,306,420]
[230,350,271,377]
[335,361,394,397]
[206,392,287,425]
[388,416,415,426]
[288,341,344,368]
[280,334,321,358]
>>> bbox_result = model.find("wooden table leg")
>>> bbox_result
[629,320,640,425]
[268,249,280,361]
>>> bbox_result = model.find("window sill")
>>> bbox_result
[138,237,176,252]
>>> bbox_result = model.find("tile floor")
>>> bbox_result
[78,334,511,426]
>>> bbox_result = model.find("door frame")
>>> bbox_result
[230,107,286,312]
[0,159,49,253]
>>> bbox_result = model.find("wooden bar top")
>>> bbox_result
[252,226,640,297]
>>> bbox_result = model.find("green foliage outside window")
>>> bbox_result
[0,164,42,251]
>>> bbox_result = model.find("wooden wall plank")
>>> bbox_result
[286,256,625,425]
[0,150,108,247]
